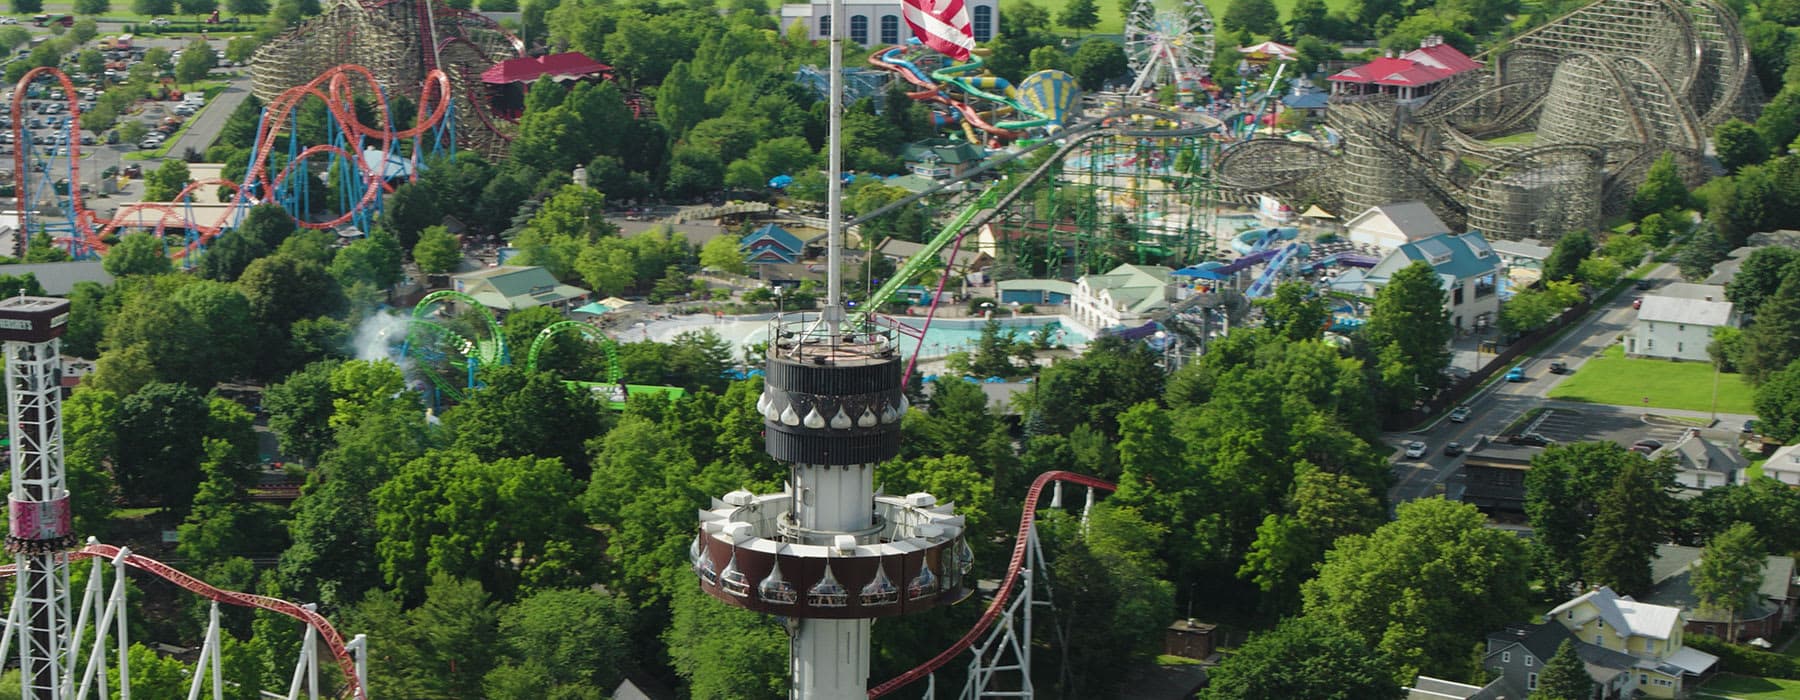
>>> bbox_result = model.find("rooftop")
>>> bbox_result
[1637,295,1734,327]
[1548,586,1683,641]
[481,52,612,85]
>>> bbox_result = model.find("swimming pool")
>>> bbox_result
[647,314,1091,361]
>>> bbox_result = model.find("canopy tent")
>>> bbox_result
[1300,205,1337,220]
[572,301,612,315]
[481,52,613,85]
[1237,41,1297,61]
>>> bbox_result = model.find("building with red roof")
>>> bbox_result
[480,52,613,85]
[1327,36,1482,104]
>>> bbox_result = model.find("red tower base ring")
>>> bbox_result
[8,495,71,541]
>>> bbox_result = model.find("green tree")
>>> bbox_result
[1259,280,1330,342]
[1631,152,1689,218]
[261,360,340,465]
[1239,469,1384,615]
[657,61,708,138]
[486,588,637,694]
[1362,261,1452,412]
[665,568,786,699]
[1288,0,1329,34]
[1715,118,1769,173]
[443,366,610,478]
[1058,0,1100,34]
[177,0,217,15]
[1756,86,1800,158]
[102,232,173,277]
[1070,38,1127,89]
[1755,359,1800,443]
[330,229,404,290]
[1524,442,1641,594]
[114,382,209,512]
[411,225,462,274]
[1691,522,1766,642]
[10,0,42,12]
[1301,498,1530,682]
[1575,256,1623,289]
[1726,247,1800,318]
[74,0,108,13]
[174,37,218,83]
[1532,640,1595,700]
[144,159,193,201]
[1200,616,1402,700]
[1046,504,1175,695]
[1222,0,1280,35]
[1542,230,1593,282]
[1742,266,1800,384]
[1584,455,1679,596]
[698,235,747,275]
[1709,326,1745,372]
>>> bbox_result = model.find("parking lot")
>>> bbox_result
[1513,405,1727,450]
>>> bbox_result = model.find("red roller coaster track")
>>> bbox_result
[11,63,453,259]
[869,470,1116,698]
[0,542,364,699]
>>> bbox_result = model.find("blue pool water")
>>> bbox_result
[889,316,1090,359]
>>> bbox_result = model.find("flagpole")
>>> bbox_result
[823,0,846,333]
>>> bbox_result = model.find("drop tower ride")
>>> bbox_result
[690,0,971,693]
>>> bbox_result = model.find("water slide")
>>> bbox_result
[1212,247,1280,275]
[868,46,1069,141]
[1244,242,1308,299]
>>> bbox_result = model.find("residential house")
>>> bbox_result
[1756,443,1800,486]
[1353,231,1503,332]
[1626,285,1737,362]
[450,266,590,315]
[1650,429,1746,491]
[1546,587,1718,697]
[874,237,991,274]
[1458,443,1540,515]
[780,0,997,43]
[1068,264,1175,332]
[1327,35,1483,104]
[1478,621,1645,699]
[739,224,805,266]
[1645,543,1798,643]
[1344,201,1453,252]
[1403,676,1484,700]
[901,139,987,181]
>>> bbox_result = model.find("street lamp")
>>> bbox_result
[773,285,785,314]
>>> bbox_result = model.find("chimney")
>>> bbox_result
[1385,49,1395,59]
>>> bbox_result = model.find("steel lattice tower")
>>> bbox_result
[0,297,74,700]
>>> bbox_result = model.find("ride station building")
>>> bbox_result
[1326,35,1482,105]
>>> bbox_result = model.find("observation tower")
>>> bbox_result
[692,0,970,693]
[0,296,75,699]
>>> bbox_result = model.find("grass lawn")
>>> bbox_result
[1004,0,1355,37]
[1699,674,1800,699]
[1548,345,1756,415]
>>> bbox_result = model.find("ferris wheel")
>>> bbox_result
[1124,0,1215,95]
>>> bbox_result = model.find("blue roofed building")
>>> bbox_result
[1336,231,1503,333]
[739,224,805,265]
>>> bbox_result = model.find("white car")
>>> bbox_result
[1403,441,1428,459]
[149,17,170,27]
[0,17,16,24]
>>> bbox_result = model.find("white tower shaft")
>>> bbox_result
[7,334,72,700]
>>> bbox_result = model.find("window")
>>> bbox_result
[818,15,830,37]
[1525,655,1533,667]
[1453,286,1464,305]
[972,5,992,41]
[880,14,899,44]
[1502,651,1511,663]
[850,15,868,45]
[1641,675,1648,685]
[1475,273,1497,298]
[1679,324,1686,331]
[1528,673,1538,691]
[1678,342,1684,353]
[1647,339,1654,349]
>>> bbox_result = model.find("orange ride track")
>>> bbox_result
[0,542,365,699]
[869,470,1117,697]
[12,64,453,259]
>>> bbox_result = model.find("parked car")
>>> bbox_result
[1635,279,1653,290]
[1404,441,1428,459]
[1506,366,1526,382]
[1508,433,1556,447]
[1633,297,1643,309]
[1549,361,1569,374]
[1448,405,1472,423]
[1630,439,1664,455]
[137,139,159,150]
[1443,441,1464,457]
[149,17,170,27]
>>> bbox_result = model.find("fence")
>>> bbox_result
[1396,298,1595,429]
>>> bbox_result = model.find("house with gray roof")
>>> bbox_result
[450,266,591,315]
[1069,264,1175,332]
[1474,621,1644,699]
[1645,543,1797,644]
[1626,287,1737,362]
[1650,429,1746,491]
[1345,201,1452,252]
[1756,443,1800,487]
[1353,231,1503,333]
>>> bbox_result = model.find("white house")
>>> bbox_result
[1344,201,1452,252]
[1069,264,1175,332]
[1626,284,1737,362]
[1346,231,1503,333]
[781,0,998,45]
[1649,429,1745,491]
[1755,444,1800,487]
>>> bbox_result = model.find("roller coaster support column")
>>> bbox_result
[1,296,76,700]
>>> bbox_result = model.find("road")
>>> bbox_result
[1387,264,1695,504]
[162,72,250,158]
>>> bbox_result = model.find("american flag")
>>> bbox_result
[900,0,976,61]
